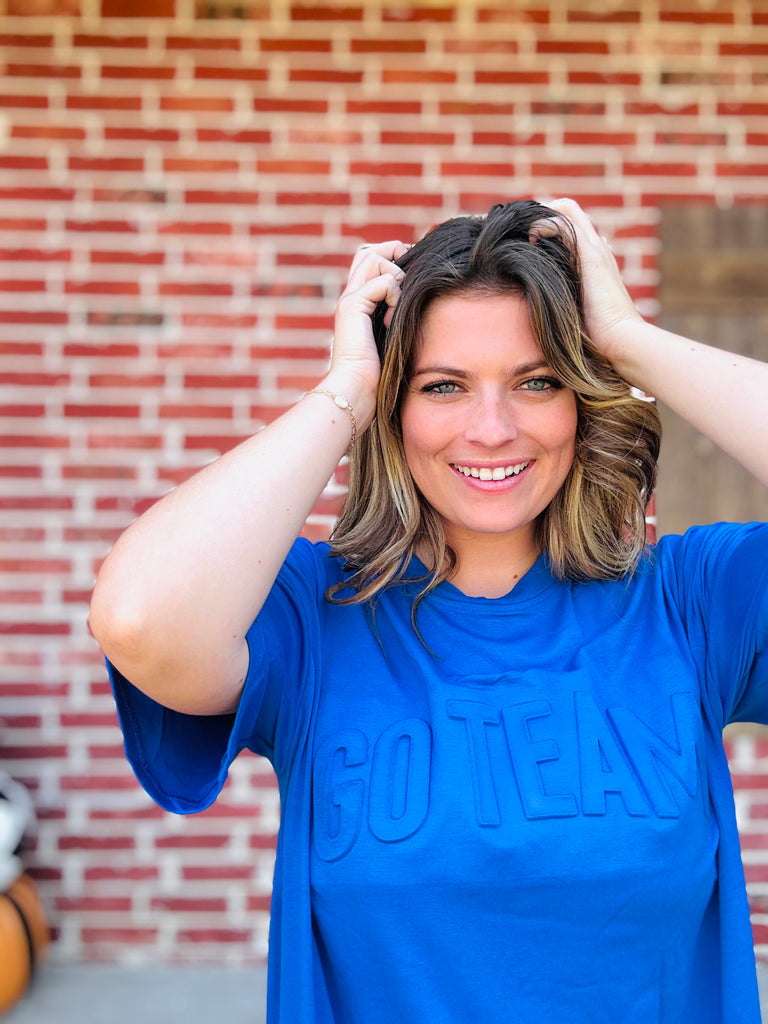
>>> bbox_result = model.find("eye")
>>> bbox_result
[421,379,462,395]
[519,376,562,393]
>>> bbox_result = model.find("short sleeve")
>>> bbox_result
[109,538,331,813]
[655,523,768,726]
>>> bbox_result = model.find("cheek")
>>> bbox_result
[400,402,440,464]
[544,399,579,467]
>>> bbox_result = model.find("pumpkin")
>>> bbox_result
[0,873,50,1014]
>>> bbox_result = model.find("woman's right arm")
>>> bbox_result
[88,243,406,716]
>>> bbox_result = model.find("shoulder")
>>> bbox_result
[648,521,768,579]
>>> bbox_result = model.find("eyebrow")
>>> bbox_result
[410,359,552,379]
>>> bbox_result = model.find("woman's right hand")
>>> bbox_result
[329,242,408,425]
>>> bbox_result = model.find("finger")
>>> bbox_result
[345,250,406,295]
[348,240,409,278]
[528,216,561,243]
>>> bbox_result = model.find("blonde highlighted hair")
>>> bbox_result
[328,201,661,613]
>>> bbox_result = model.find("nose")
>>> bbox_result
[463,393,519,448]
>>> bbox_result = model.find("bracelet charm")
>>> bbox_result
[304,388,358,448]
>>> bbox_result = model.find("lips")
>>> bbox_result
[453,461,530,481]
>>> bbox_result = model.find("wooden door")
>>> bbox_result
[655,202,768,536]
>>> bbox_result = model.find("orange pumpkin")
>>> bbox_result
[0,874,50,1014]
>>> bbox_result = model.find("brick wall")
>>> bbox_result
[1,0,768,966]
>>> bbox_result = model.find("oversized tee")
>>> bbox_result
[109,522,768,1023]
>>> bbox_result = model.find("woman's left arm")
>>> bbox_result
[544,198,768,490]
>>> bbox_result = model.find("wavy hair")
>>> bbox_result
[328,200,661,614]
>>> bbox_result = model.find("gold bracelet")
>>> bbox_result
[304,388,357,448]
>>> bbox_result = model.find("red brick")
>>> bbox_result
[0,280,46,293]
[383,4,453,20]
[81,928,156,944]
[194,66,268,81]
[290,4,363,19]
[659,8,733,23]
[163,157,239,173]
[84,868,159,881]
[158,281,233,297]
[440,100,514,116]
[157,220,232,235]
[346,100,422,115]
[721,43,768,56]
[90,249,165,265]
[0,95,48,109]
[445,40,519,54]
[537,39,610,55]
[260,36,331,52]
[12,124,85,140]
[183,865,254,880]
[73,33,149,48]
[56,896,133,912]
[0,34,55,46]
[160,96,234,113]
[155,834,230,849]
[101,64,176,80]
[626,102,699,117]
[0,217,48,231]
[716,163,768,177]
[382,69,456,85]
[0,371,68,385]
[0,621,70,635]
[196,129,271,144]
[569,71,641,86]
[65,217,139,233]
[0,183,71,201]
[6,62,81,79]
[177,928,252,943]
[567,8,641,22]
[476,7,549,23]
[65,94,142,110]
[441,161,516,177]
[166,35,241,50]
[64,403,141,418]
[276,191,351,206]
[289,68,363,83]
[65,280,140,295]
[254,97,328,113]
[623,161,698,176]
[0,155,49,170]
[151,897,228,912]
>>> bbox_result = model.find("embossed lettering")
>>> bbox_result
[502,700,578,820]
[447,700,502,826]
[609,693,707,818]
[574,692,650,817]
[369,719,432,842]
[313,729,368,862]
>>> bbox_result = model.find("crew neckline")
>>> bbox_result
[405,549,559,607]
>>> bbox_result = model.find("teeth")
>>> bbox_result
[455,462,529,479]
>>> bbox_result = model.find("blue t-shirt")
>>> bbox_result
[110,522,768,1023]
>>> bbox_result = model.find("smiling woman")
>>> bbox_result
[399,291,578,597]
[330,201,660,608]
[90,198,768,1024]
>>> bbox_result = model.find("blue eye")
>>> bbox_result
[520,376,562,392]
[422,380,460,395]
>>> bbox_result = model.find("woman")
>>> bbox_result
[89,199,768,1023]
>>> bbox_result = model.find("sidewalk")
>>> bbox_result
[4,961,768,1022]
[2,964,267,1024]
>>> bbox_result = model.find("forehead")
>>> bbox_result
[415,290,541,365]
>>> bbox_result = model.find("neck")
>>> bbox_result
[422,528,541,599]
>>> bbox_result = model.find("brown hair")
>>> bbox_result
[328,200,661,613]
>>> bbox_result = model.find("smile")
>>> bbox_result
[453,462,530,481]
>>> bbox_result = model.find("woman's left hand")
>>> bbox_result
[530,197,644,364]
